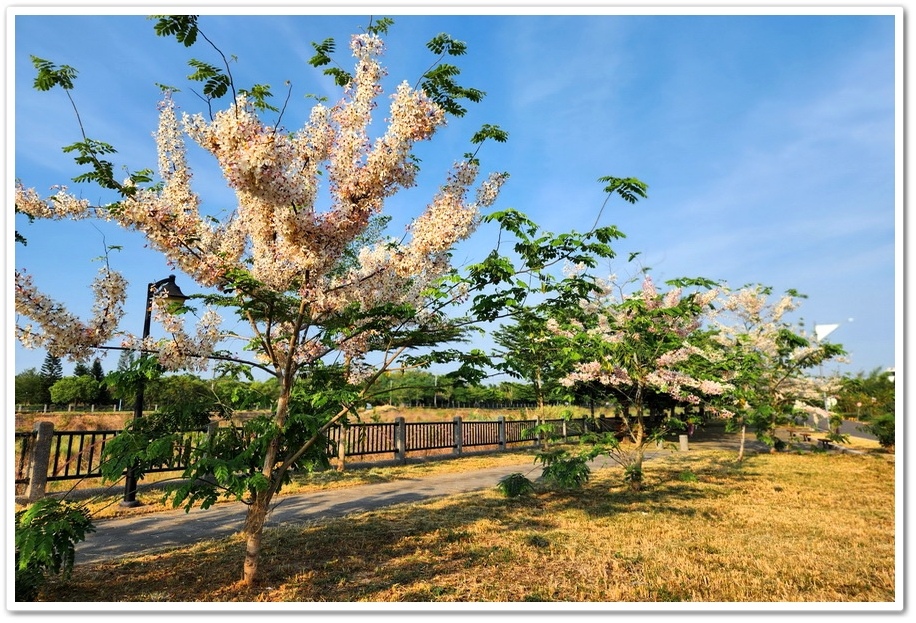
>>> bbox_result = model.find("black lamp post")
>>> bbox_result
[121,275,189,507]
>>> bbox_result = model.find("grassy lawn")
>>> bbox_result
[34,446,896,604]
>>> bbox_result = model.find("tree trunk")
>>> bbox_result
[628,448,645,492]
[535,368,544,411]
[628,402,646,492]
[242,488,271,584]
[737,422,746,463]
[239,384,291,586]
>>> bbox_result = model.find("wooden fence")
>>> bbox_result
[15,416,624,502]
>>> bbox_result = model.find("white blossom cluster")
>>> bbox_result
[15,267,127,361]
[708,285,843,413]
[16,32,505,375]
[15,183,95,220]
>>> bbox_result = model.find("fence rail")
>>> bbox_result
[15,415,621,502]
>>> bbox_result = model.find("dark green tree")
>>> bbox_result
[90,358,105,382]
[860,413,895,449]
[835,367,895,421]
[38,353,63,405]
[15,368,46,406]
[90,358,110,405]
[72,361,92,377]
[211,376,280,411]
[142,373,226,426]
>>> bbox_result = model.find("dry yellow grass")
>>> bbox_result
[35,448,896,604]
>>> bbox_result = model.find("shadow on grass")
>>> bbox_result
[40,449,766,602]
[40,439,877,603]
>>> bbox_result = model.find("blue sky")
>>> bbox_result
[9,6,901,382]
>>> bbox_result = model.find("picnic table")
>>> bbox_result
[784,427,812,443]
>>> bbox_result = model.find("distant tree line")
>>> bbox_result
[15,350,893,428]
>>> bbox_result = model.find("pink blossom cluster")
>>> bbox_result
[554,275,731,405]
[559,360,630,388]
[646,369,731,405]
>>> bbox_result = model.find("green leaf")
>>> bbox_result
[238,84,279,112]
[496,472,535,498]
[470,124,509,145]
[598,175,649,204]
[420,58,485,117]
[15,499,95,578]
[31,56,78,91]
[325,67,353,87]
[151,15,200,47]
[426,33,468,56]
[186,59,230,99]
[366,17,394,36]
[309,37,336,66]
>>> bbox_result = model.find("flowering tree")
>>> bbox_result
[552,273,727,490]
[15,16,512,585]
[706,285,845,460]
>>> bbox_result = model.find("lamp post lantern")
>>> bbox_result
[121,275,189,507]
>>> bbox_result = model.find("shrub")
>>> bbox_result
[535,449,591,490]
[497,472,535,498]
[860,413,895,448]
[15,498,95,601]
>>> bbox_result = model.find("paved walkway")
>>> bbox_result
[73,429,775,566]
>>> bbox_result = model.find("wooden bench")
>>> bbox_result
[817,438,832,449]
[800,432,811,442]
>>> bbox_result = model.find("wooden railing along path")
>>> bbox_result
[15,416,624,502]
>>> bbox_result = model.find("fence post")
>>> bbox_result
[395,417,406,464]
[497,416,506,451]
[25,421,55,502]
[337,424,347,472]
[453,416,463,456]
[196,421,220,485]
[204,421,219,440]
